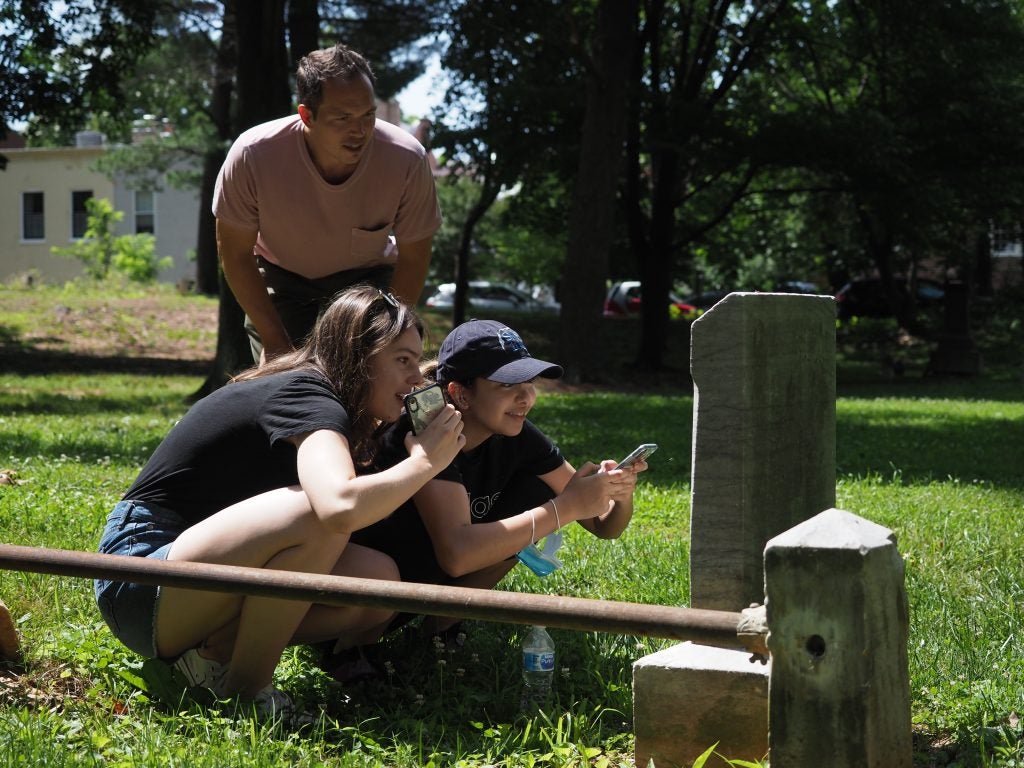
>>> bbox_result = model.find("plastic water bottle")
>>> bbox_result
[520,625,555,711]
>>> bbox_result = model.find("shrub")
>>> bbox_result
[51,197,171,283]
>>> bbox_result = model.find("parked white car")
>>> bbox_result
[425,281,558,313]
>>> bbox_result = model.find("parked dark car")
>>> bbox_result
[681,289,731,310]
[774,280,823,295]
[603,280,698,319]
[834,277,945,320]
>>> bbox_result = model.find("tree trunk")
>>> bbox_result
[195,2,237,296]
[974,228,993,297]
[453,176,500,327]
[636,146,677,370]
[558,0,639,383]
[190,274,252,402]
[234,0,291,131]
[287,0,319,68]
[196,0,291,398]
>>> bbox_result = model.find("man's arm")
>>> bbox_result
[216,218,293,359]
[389,235,433,306]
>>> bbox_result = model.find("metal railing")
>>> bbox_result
[0,543,768,656]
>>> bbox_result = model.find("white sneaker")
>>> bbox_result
[246,685,316,727]
[173,647,228,692]
[174,649,314,726]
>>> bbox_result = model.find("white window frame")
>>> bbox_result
[990,224,1023,259]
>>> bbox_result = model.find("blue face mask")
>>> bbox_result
[516,530,563,577]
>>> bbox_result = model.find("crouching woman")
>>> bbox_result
[94,286,464,715]
[352,319,646,641]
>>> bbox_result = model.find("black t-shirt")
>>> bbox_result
[124,369,351,524]
[352,415,564,582]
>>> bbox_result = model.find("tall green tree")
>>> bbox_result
[558,0,638,382]
[765,0,1024,326]
[623,0,785,371]
[1,0,162,148]
[434,0,585,325]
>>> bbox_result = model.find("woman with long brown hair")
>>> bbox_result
[95,286,463,719]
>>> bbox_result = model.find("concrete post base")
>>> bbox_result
[633,641,769,767]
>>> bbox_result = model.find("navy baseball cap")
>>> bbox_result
[436,320,563,384]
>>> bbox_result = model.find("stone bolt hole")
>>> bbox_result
[805,634,827,660]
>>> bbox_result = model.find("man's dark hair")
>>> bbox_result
[297,44,375,116]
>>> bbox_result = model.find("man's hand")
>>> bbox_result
[390,236,433,306]
[216,219,292,359]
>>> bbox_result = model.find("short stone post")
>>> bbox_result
[764,508,912,767]
[0,598,19,660]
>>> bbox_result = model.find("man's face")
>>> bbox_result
[301,73,377,173]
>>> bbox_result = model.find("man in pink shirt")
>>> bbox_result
[214,44,442,361]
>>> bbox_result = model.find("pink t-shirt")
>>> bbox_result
[213,115,441,279]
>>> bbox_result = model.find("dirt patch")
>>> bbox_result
[0,289,218,374]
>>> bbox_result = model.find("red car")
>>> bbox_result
[603,281,699,320]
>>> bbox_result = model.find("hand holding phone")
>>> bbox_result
[404,383,447,434]
[614,443,658,470]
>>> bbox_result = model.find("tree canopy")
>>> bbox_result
[5,0,1024,382]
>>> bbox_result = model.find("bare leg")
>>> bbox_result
[421,559,518,635]
[156,487,360,697]
[291,543,400,646]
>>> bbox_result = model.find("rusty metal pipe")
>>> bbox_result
[0,544,765,655]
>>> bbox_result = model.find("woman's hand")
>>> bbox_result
[553,462,616,521]
[598,458,644,502]
[404,404,465,471]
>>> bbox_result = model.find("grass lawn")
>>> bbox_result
[0,280,1022,767]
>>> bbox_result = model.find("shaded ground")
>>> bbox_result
[0,286,698,391]
[0,291,217,375]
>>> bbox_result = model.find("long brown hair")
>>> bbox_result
[234,285,423,461]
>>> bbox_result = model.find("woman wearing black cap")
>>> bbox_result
[347,319,646,650]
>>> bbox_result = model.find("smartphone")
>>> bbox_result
[404,383,447,434]
[614,443,658,470]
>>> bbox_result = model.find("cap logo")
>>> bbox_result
[497,327,528,357]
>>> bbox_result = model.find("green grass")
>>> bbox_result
[1,282,1023,766]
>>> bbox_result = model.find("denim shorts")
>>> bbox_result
[94,500,189,658]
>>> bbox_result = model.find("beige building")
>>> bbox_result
[0,130,199,285]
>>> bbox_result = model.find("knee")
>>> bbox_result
[370,551,400,582]
[334,544,400,582]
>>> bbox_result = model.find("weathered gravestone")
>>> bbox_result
[634,293,837,766]
[689,293,837,611]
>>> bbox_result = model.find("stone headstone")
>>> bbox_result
[689,293,836,611]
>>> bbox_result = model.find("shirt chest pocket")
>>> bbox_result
[350,226,397,264]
